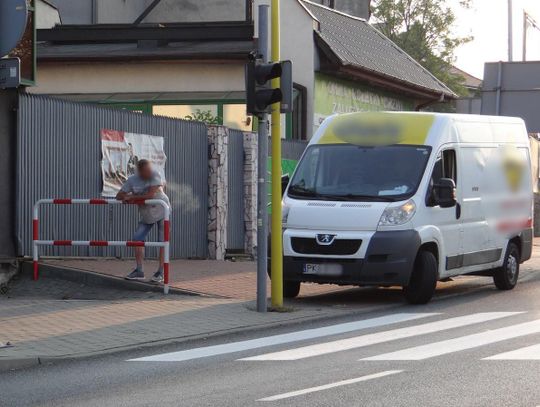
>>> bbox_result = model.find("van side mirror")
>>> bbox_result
[433,178,457,208]
[281,175,290,197]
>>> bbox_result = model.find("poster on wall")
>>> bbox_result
[100,129,167,197]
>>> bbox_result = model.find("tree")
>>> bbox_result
[184,109,221,125]
[372,0,472,97]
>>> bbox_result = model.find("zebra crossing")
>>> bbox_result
[130,311,540,363]
[241,312,521,361]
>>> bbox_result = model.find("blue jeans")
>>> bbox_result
[133,220,164,242]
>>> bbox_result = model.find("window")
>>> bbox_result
[289,144,432,202]
[107,100,256,131]
[428,149,457,206]
[223,104,253,132]
[431,149,457,184]
[291,84,307,140]
[153,104,218,121]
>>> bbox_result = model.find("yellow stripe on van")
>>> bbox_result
[318,112,435,146]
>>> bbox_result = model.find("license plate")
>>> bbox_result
[303,263,343,276]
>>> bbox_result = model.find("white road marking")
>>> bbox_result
[128,313,434,362]
[484,343,540,360]
[364,317,540,361]
[241,312,520,361]
[257,370,402,402]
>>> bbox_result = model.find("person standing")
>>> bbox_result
[116,159,170,282]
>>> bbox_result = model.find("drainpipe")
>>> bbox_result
[91,0,98,24]
[508,0,514,61]
[523,11,528,61]
[495,61,503,116]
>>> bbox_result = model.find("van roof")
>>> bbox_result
[311,112,528,148]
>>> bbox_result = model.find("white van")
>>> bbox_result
[281,112,533,304]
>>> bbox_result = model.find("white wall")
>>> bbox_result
[145,0,247,23]
[47,0,93,24]
[36,0,62,29]
[47,0,247,24]
[96,0,152,24]
[253,0,317,138]
[311,0,371,20]
[30,62,245,94]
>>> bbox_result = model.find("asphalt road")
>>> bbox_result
[2,271,540,407]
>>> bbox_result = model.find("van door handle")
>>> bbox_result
[456,203,461,220]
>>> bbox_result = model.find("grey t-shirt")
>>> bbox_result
[120,171,171,224]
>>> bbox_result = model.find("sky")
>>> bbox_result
[451,0,540,78]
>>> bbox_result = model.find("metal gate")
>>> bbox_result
[227,129,245,252]
[17,94,209,259]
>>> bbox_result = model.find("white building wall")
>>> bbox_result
[254,0,317,138]
[47,0,247,24]
[145,0,247,23]
[30,62,245,95]
[36,0,62,29]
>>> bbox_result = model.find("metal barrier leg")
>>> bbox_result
[163,218,170,295]
[33,246,39,280]
[32,207,39,280]
[164,261,169,295]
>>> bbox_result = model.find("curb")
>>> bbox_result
[20,261,203,297]
[0,357,41,372]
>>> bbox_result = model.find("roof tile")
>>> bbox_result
[301,0,455,97]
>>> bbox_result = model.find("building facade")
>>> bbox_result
[32,0,455,140]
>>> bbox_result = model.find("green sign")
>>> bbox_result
[314,73,413,128]
[267,157,299,212]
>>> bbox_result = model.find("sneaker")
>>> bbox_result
[151,270,164,283]
[125,269,145,281]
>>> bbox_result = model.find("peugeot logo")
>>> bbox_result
[316,234,336,246]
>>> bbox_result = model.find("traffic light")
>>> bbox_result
[246,60,293,116]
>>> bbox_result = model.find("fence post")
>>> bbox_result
[207,126,229,260]
[243,132,258,256]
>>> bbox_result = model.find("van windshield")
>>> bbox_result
[288,144,432,202]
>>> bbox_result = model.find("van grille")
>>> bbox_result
[291,238,362,255]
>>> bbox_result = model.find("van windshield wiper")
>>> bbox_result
[287,185,324,199]
[288,187,396,202]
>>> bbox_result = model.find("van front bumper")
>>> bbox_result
[283,230,421,287]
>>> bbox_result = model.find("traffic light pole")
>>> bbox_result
[270,0,284,309]
[256,5,270,313]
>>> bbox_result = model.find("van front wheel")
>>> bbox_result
[403,250,438,305]
[493,242,520,290]
[283,281,301,298]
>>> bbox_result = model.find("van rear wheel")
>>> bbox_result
[493,242,520,290]
[403,250,438,305]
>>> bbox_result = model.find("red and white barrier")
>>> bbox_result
[32,198,171,294]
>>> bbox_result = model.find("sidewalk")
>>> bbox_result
[3,246,539,372]
[0,259,374,371]
[42,258,351,299]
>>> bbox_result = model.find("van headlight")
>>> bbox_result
[282,202,290,227]
[378,199,416,226]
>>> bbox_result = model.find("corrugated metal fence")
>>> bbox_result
[227,129,245,251]
[281,138,308,161]
[17,94,209,259]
